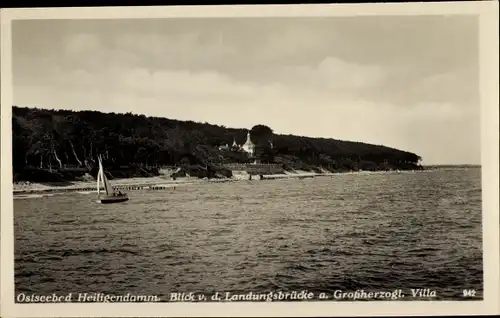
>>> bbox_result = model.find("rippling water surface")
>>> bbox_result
[14,168,483,301]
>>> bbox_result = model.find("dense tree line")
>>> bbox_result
[12,106,422,181]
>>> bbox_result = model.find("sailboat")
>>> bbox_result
[96,155,129,204]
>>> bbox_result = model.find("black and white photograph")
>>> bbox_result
[1,2,499,317]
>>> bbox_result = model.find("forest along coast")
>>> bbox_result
[12,106,423,195]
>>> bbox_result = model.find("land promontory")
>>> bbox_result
[12,106,422,183]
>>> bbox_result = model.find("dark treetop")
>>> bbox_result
[12,106,422,182]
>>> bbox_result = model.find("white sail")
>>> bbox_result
[97,166,101,197]
[102,171,114,196]
[97,155,103,198]
[98,155,114,196]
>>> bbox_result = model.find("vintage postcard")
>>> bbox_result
[1,2,499,317]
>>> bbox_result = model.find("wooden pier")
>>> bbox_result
[13,178,233,195]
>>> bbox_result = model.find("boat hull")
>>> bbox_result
[97,195,129,204]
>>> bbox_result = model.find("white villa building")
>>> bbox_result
[218,130,275,161]
[240,131,255,155]
[218,130,256,156]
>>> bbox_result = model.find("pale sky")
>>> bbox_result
[12,16,480,164]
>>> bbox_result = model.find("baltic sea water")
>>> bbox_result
[14,168,483,301]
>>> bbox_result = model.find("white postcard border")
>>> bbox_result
[1,2,499,317]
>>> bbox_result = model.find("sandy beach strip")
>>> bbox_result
[12,169,422,195]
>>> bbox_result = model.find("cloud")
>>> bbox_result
[63,33,101,55]
[409,69,479,107]
[272,57,387,94]
[14,58,479,164]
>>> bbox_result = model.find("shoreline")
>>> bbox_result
[10,169,435,196]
